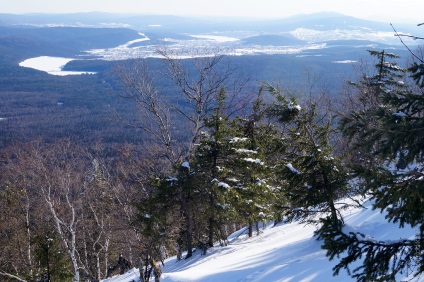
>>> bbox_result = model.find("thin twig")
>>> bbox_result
[391,23,424,64]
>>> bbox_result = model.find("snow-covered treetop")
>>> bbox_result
[182,161,190,169]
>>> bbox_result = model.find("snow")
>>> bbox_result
[235,149,258,154]
[244,158,264,165]
[290,28,398,44]
[102,268,139,282]
[383,62,405,71]
[182,161,190,169]
[229,137,248,143]
[287,102,301,111]
[190,35,239,42]
[84,34,328,60]
[332,60,358,64]
[286,163,301,175]
[19,56,96,76]
[102,197,423,282]
[217,182,231,189]
[393,111,408,117]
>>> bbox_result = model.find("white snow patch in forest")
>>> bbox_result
[229,137,248,143]
[393,112,408,117]
[216,166,224,172]
[218,182,230,189]
[235,149,258,154]
[243,158,264,165]
[287,102,302,111]
[182,161,190,169]
[286,163,301,174]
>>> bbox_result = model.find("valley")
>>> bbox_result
[1,12,417,148]
[0,7,423,282]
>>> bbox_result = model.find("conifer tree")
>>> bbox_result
[339,50,408,193]
[319,50,424,281]
[193,88,236,247]
[277,102,349,225]
[225,92,280,237]
[145,162,198,260]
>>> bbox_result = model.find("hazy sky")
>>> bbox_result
[1,0,422,23]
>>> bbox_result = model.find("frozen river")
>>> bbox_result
[19,56,96,76]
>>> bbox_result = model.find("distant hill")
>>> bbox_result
[0,36,76,63]
[318,39,391,46]
[242,34,305,46]
[0,26,143,61]
[0,26,141,49]
[0,11,419,34]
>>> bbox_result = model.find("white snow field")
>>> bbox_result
[19,56,96,76]
[102,198,423,282]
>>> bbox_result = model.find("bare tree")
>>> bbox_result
[116,49,249,166]
[116,60,180,165]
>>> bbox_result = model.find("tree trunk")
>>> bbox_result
[208,205,214,248]
[25,198,33,280]
[248,219,253,238]
[45,192,80,282]
[185,207,193,259]
[138,257,145,282]
[329,200,339,226]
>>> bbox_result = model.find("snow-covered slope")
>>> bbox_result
[103,198,423,282]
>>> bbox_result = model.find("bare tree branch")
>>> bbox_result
[391,23,424,64]
[0,271,27,282]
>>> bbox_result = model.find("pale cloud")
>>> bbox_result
[0,0,422,23]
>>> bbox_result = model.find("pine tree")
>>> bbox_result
[320,50,424,281]
[225,92,281,237]
[277,102,349,225]
[33,230,73,282]
[192,88,236,247]
[339,50,408,193]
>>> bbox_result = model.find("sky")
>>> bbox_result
[1,0,423,23]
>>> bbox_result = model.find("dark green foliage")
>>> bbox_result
[318,217,418,282]
[225,92,282,237]
[264,83,301,123]
[323,49,424,280]
[409,62,424,87]
[193,89,236,246]
[33,231,73,282]
[278,103,349,224]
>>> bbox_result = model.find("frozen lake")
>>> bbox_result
[19,56,96,76]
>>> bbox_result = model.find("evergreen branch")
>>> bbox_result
[318,216,418,281]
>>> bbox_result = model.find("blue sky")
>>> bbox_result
[1,0,422,23]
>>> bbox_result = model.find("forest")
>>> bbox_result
[0,44,424,282]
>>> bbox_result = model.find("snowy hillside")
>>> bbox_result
[102,197,423,282]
